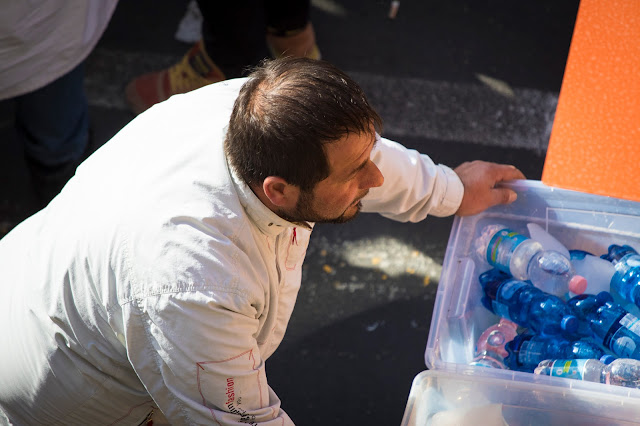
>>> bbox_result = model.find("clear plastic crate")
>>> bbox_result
[407,180,640,425]
[401,369,640,426]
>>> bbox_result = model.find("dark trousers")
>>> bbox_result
[196,0,310,78]
[14,62,90,205]
[15,62,89,169]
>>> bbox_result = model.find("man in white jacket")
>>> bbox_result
[0,58,524,425]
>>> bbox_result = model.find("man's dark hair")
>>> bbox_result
[224,57,383,192]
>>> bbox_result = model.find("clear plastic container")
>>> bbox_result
[401,369,640,426]
[412,180,640,424]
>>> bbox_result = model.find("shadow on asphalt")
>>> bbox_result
[268,297,435,426]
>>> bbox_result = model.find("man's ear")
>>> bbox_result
[262,176,299,209]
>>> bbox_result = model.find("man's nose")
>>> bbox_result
[361,161,384,189]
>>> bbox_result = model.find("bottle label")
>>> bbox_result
[605,313,640,358]
[486,229,527,273]
[548,359,587,380]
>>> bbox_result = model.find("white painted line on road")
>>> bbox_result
[85,48,558,152]
[350,71,558,152]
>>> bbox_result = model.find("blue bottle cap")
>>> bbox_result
[602,244,638,262]
[569,249,592,260]
[595,291,614,305]
[561,315,578,333]
[506,333,530,352]
[599,354,617,365]
[479,268,512,285]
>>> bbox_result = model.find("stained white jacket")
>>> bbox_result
[0,78,463,425]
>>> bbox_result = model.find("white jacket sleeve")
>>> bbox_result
[123,290,294,426]
[361,136,464,221]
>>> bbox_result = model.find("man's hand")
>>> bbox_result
[453,160,526,216]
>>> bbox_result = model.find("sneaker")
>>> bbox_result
[266,23,321,60]
[124,40,225,114]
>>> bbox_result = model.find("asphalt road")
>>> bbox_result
[0,1,580,424]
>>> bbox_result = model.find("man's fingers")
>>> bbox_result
[493,187,518,205]
[453,161,525,216]
[491,165,524,205]
[493,164,526,182]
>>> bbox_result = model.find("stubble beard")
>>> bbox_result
[277,190,364,225]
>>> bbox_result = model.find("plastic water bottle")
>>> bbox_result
[566,292,614,337]
[570,250,616,295]
[589,301,640,359]
[469,351,508,369]
[534,357,640,388]
[479,268,578,337]
[505,333,605,372]
[475,224,587,297]
[469,319,519,369]
[601,245,640,309]
[534,355,616,381]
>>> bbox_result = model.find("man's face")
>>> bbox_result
[279,130,384,224]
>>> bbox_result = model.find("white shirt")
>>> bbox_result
[0,0,118,100]
[0,78,463,425]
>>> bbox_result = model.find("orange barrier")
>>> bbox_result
[542,0,640,202]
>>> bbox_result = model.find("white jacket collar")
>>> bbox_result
[228,160,309,237]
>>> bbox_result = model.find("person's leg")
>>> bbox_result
[15,62,89,205]
[125,0,319,115]
[125,1,265,115]
[265,0,309,35]
[265,0,320,59]
[198,0,268,78]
